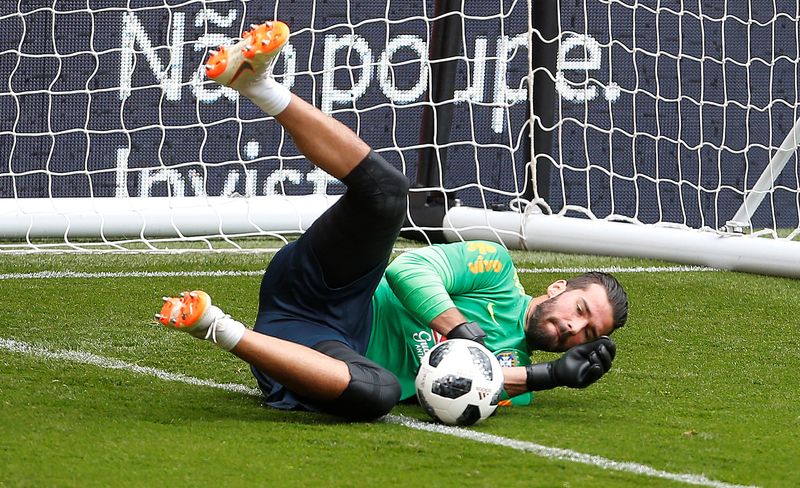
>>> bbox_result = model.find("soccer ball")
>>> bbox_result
[415,339,505,426]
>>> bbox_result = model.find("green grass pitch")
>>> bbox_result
[0,245,798,487]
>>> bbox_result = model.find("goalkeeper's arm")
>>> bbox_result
[428,308,487,344]
[384,244,499,344]
[502,337,616,396]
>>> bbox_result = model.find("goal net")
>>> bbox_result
[1,1,799,275]
[440,0,800,277]
[0,0,528,252]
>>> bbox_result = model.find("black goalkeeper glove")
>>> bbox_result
[447,321,487,346]
[524,336,616,391]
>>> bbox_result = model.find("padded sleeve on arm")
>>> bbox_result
[384,245,457,325]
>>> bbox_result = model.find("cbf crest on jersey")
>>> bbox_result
[495,350,521,368]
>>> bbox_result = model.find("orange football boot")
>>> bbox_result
[205,21,290,89]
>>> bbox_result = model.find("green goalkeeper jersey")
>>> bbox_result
[366,240,533,401]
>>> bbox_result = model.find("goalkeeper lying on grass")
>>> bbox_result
[156,20,629,421]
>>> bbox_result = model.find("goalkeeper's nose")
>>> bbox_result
[566,317,589,335]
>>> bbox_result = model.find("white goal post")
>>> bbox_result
[436,0,800,278]
[1,1,799,276]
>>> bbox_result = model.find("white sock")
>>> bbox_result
[207,315,246,351]
[239,78,291,116]
[195,305,246,351]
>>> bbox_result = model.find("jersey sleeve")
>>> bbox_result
[494,348,534,406]
[383,240,518,326]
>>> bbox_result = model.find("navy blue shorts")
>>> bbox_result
[251,234,388,411]
[248,150,407,412]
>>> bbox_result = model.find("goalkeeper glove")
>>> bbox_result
[447,321,487,346]
[525,336,616,391]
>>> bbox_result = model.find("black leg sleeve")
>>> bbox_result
[306,150,409,288]
[312,340,401,421]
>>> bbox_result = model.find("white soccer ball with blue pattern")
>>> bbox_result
[415,338,505,426]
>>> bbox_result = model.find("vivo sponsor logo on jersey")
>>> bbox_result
[468,255,504,274]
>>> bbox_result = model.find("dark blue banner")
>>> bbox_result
[554,0,800,229]
[1,0,798,230]
[0,0,529,204]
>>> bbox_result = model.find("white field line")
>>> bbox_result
[0,337,259,396]
[385,416,754,488]
[0,270,265,280]
[517,265,717,274]
[0,337,756,488]
[0,265,715,281]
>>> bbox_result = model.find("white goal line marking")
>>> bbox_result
[0,337,755,488]
[516,265,717,274]
[0,265,715,281]
[0,337,259,397]
[0,270,265,280]
[385,416,753,488]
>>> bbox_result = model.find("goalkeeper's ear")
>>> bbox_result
[546,280,567,298]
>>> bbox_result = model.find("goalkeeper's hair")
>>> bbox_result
[566,272,629,329]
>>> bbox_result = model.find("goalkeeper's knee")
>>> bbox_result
[342,150,409,223]
[313,340,401,421]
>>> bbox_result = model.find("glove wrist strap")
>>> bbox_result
[447,321,486,342]
[525,362,558,391]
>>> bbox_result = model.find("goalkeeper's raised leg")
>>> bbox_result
[204,20,371,181]
[157,20,407,420]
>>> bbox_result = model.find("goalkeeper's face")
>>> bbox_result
[525,283,615,352]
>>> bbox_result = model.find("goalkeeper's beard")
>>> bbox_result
[525,296,565,353]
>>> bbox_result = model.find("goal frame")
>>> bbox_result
[404,0,800,279]
[2,1,799,279]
